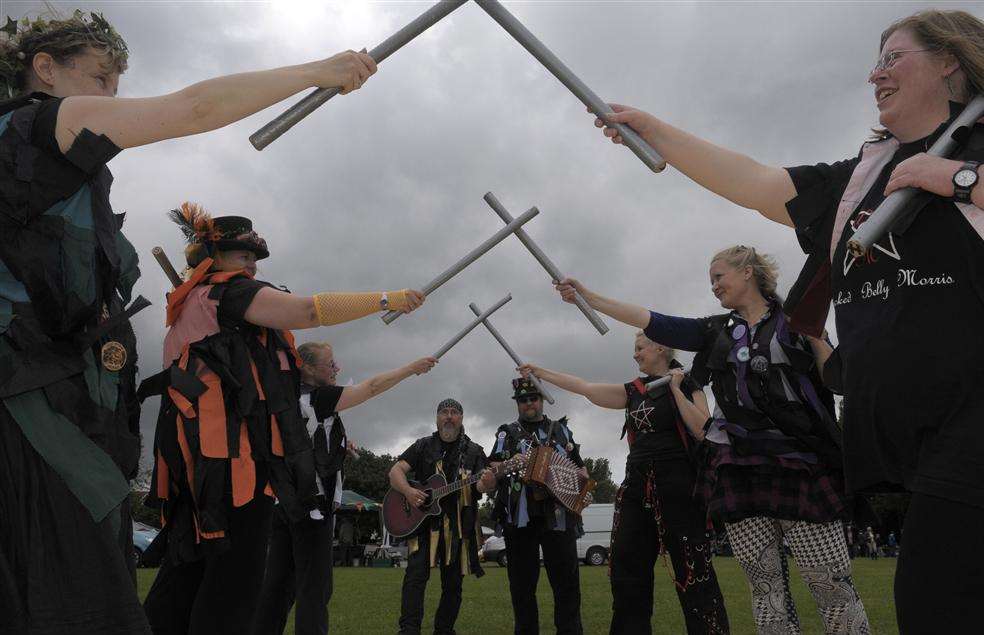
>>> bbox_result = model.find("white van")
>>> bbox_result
[576,503,614,566]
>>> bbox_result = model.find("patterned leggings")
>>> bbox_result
[726,517,869,635]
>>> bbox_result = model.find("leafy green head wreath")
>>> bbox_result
[0,9,128,98]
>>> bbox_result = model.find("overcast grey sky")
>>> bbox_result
[7,0,976,484]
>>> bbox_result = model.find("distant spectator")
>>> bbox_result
[887,532,898,557]
[866,527,879,560]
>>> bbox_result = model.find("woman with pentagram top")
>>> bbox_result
[520,336,729,634]
[552,246,869,633]
[0,10,378,633]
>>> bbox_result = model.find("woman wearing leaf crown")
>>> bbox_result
[0,10,380,634]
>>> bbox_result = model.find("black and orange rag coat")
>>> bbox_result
[141,259,317,564]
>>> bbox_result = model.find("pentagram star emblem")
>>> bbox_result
[628,402,655,430]
[844,230,901,276]
[844,209,902,276]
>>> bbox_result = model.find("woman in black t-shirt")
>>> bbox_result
[519,332,728,635]
[586,9,984,630]
[142,205,425,634]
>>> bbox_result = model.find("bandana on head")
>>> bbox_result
[437,398,463,415]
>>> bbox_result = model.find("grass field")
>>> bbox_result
[137,557,898,634]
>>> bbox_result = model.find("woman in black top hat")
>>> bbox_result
[520,333,729,635]
[141,204,425,634]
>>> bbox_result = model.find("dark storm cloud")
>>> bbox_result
[5,0,961,481]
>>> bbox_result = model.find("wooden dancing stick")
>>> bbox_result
[152,246,182,289]
[848,94,984,256]
[483,192,609,335]
[382,206,538,324]
[250,0,468,150]
[474,0,666,173]
[468,302,556,404]
[433,294,511,359]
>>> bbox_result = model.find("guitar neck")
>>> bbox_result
[431,462,507,499]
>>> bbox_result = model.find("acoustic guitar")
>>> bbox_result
[383,453,527,538]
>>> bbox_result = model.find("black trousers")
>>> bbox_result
[896,493,984,634]
[609,463,729,634]
[398,531,463,635]
[503,516,583,635]
[252,504,334,635]
[143,495,273,635]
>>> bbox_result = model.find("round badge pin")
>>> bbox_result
[497,431,507,439]
[101,341,127,371]
[565,442,574,452]
[750,356,770,374]
[731,324,747,340]
[512,481,522,492]
[736,346,751,362]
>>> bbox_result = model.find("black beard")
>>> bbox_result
[519,411,543,423]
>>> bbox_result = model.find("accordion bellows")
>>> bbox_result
[521,445,596,515]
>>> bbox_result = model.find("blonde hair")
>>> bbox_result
[635,330,676,363]
[871,10,984,139]
[297,341,332,367]
[711,245,779,299]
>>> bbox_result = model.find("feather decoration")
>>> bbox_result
[167,202,219,243]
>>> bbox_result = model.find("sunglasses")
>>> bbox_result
[516,395,541,404]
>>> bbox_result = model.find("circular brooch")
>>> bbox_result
[101,341,127,372]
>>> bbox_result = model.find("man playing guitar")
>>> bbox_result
[389,399,492,635]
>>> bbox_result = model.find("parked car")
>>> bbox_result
[479,505,615,567]
[576,503,614,566]
[132,521,159,568]
[480,534,508,567]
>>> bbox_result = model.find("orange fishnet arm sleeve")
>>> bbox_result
[313,290,410,325]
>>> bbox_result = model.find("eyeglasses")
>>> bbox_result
[871,49,933,75]
[517,395,540,404]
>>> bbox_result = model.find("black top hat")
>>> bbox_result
[210,216,269,260]
[169,204,270,260]
[511,377,541,400]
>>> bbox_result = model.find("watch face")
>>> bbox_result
[955,169,979,188]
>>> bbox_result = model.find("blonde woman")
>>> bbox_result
[519,335,729,635]
[554,246,869,634]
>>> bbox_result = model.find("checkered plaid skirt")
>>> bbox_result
[696,440,850,524]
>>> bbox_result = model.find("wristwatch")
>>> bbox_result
[380,292,389,310]
[952,160,980,203]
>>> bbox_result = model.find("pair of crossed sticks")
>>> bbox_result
[382,192,607,335]
[250,0,666,174]
[390,191,603,400]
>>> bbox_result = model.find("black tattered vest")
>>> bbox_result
[691,308,842,465]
